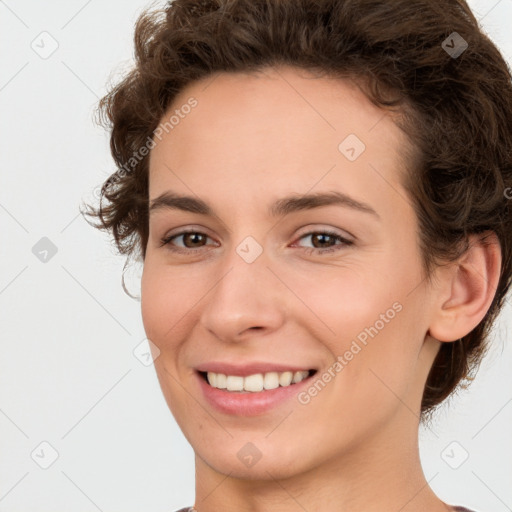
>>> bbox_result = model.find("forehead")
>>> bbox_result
[148,65,412,216]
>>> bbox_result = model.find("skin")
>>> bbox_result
[141,65,501,512]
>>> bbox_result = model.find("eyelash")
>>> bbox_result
[159,229,353,256]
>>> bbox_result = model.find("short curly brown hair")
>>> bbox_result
[83,0,512,417]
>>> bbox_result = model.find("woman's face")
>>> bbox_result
[141,65,441,479]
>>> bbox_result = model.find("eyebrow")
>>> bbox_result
[149,190,380,219]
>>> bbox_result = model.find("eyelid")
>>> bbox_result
[290,230,354,255]
[160,224,214,240]
[160,225,353,245]
[159,227,217,249]
[159,225,355,260]
[294,224,355,242]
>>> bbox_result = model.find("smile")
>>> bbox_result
[200,369,316,393]
[195,369,318,416]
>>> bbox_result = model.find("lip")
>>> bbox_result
[195,369,317,416]
[195,361,316,377]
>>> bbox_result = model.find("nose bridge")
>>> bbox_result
[199,236,285,340]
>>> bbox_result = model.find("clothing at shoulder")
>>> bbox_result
[175,507,478,512]
[176,509,477,512]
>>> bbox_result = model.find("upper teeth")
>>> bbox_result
[207,370,310,392]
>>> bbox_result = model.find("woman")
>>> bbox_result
[83,0,512,510]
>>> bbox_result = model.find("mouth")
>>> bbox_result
[197,368,318,393]
[195,367,319,416]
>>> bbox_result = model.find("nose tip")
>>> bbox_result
[198,258,286,343]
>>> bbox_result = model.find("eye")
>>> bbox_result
[159,228,353,255]
[159,230,216,253]
[293,230,353,255]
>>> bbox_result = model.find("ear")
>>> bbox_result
[427,231,502,343]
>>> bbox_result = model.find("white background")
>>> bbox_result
[1,1,511,511]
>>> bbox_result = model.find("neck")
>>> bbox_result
[192,411,454,512]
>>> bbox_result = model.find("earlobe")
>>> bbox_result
[427,232,501,343]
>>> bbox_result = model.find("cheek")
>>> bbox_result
[140,263,200,416]
[140,262,192,348]
[288,259,399,340]
[294,258,424,401]
[140,260,218,361]
[141,266,164,342]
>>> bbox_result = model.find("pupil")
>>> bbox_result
[314,234,332,248]
[186,233,204,247]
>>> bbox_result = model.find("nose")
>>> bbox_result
[198,246,287,343]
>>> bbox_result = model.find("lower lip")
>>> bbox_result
[196,371,316,416]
